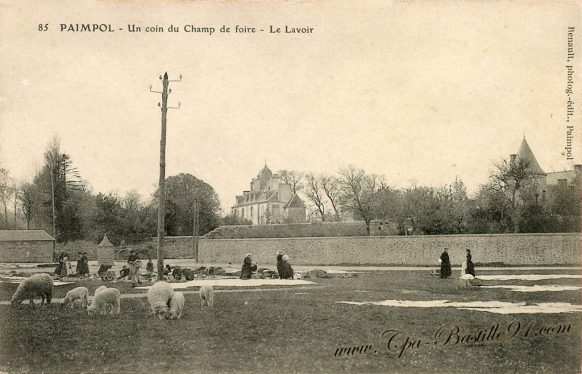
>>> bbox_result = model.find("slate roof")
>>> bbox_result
[284,194,306,209]
[0,230,55,242]
[517,137,546,175]
[257,164,273,179]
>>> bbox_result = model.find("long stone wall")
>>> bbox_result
[198,233,581,266]
[46,233,581,266]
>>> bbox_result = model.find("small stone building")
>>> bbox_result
[0,230,55,263]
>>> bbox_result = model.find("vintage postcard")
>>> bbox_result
[0,1,580,373]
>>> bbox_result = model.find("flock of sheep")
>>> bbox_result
[10,273,214,320]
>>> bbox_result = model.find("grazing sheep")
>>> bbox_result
[199,285,214,307]
[94,285,107,296]
[62,287,89,308]
[165,291,185,320]
[147,281,175,319]
[11,273,54,307]
[87,288,120,316]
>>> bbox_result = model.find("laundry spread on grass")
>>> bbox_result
[136,278,316,290]
[336,299,582,314]
[477,274,582,281]
[481,285,582,292]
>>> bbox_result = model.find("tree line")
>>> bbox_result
[0,136,579,242]
[276,160,580,235]
[0,136,222,245]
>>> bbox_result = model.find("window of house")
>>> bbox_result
[558,179,567,186]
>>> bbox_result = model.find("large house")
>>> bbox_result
[232,165,306,224]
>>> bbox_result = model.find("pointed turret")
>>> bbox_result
[517,137,545,175]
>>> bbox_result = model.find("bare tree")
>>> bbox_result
[18,182,37,230]
[279,170,304,194]
[321,174,342,220]
[0,168,14,226]
[338,165,384,235]
[304,173,326,221]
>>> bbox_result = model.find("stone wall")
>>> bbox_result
[49,233,581,266]
[55,237,195,261]
[198,233,581,266]
[0,241,53,263]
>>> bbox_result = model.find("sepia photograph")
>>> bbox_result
[0,1,580,373]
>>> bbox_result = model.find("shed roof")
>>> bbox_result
[0,230,55,242]
[98,234,114,247]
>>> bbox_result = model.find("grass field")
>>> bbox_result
[0,268,580,373]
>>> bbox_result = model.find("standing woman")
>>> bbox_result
[80,252,90,277]
[61,253,70,277]
[54,252,65,275]
[75,252,83,276]
[439,248,452,279]
[127,249,141,287]
[466,249,476,277]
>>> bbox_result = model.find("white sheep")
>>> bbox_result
[147,281,175,319]
[199,285,214,307]
[11,273,54,306]
[87,288,120,316]
[94,285,107,296]
[62,287,89,308]
[165,291,185,320]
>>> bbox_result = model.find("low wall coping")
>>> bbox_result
[200,233,580,241]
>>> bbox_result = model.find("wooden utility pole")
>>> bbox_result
[50,167,57,233]
[192,197,199,262]
[13,184,17,229]
[151,72,181,280]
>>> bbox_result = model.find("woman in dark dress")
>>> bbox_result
[276,251,284,279]
[440,248,452,279]
[54,252,65,275]
[240,253,257,280]
[78,252,90,277]
[279,254,294,279]
[75,252,83,276]
[466,249,476,277]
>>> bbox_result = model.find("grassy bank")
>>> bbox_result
[0,270,580,373]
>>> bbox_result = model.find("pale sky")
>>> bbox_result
[1,1,580,211]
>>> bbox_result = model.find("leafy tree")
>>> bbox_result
[401,186,442,234]
[157,173,221,236]
[487,157,540,232]
[32,136,85,242]
[372,186,406,233]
